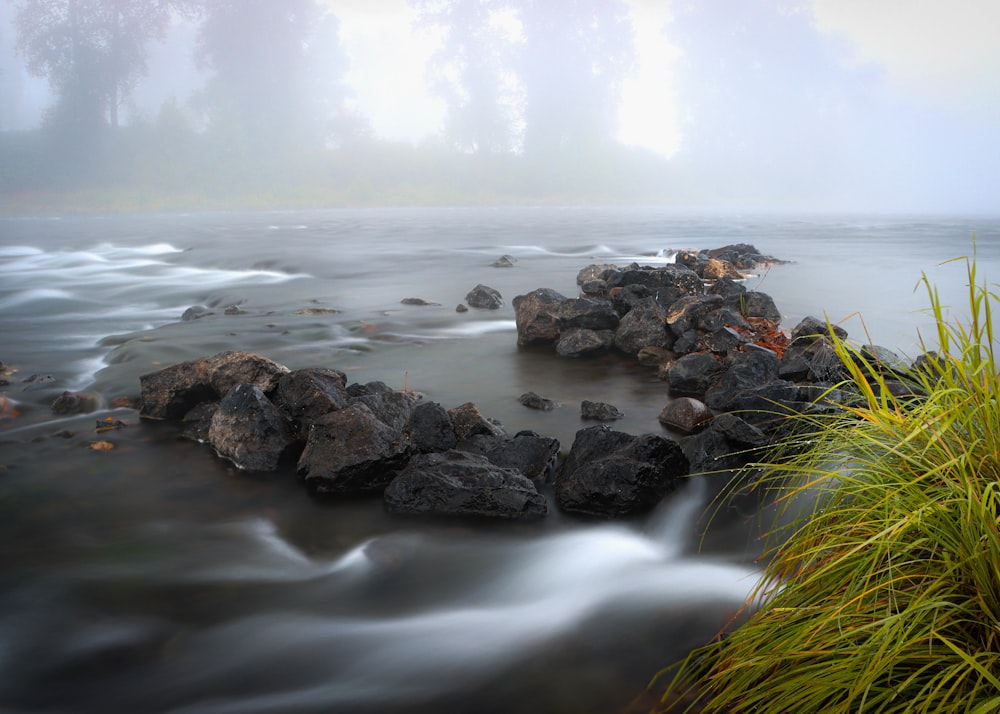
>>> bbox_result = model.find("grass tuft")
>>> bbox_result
[651,251,1000,713]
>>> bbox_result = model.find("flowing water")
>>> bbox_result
[0,207,997,713]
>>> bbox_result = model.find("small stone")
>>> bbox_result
[518,392,557,411]
[580,400,623,421]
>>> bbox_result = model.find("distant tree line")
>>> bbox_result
[0,0,676,209]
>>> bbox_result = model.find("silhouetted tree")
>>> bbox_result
[518,0,633,157]
[13,0,189,134]
[414,0,633,157]
[415,0,520,154]
[193,0,352,160]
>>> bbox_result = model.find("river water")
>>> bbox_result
[0,207,997,713]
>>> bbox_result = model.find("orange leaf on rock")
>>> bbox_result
[89,441,115,451]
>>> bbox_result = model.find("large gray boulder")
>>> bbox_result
[139,357,214,420]
[512,288,568,346]
[556,426,689,518]
[273,367,349,437]
[208,383,296,471]
[297,403,412,494]
[384,450,547,520]
[614,297,672,355]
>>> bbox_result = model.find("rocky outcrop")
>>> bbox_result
[385,451,547,520]
[556,426,689,518]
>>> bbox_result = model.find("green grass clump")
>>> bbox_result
[654,254,1000,713]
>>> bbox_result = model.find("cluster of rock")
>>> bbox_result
[137,243,921,523]
[139,350,688,520]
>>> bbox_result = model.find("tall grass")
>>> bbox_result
[653,253,1000,713]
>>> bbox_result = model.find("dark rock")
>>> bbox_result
[556,328,615,357]
[401,297,439,306]
[614,297,672,355]
[206,351,290,398]
[407,401,457,453]
[681,412,769,475]
[479,430,561,482]
[605,264,704,307]
[512,288,567,346]
[385,450,547,520]
[518,392,557,411]
[701,326,748,355]
[701,258,743,280]
[706,243,782,269]
[180,401,218,442]
[610,283,653,315]
[705,350,782,412]
[208,383,296,472]
[790,316,847,342]
[492,255,517,268]
[347,381,417,434]
[727,380,811,432]
[658,397,714,434]
[181,306,213,321]
[557,297,620,331]
[722,291,781,321]
[273,367,349,437]
[708,277,747,299]
[577,264,617,285]
[448,402,507,441]
[556,426,689,517]
[223,304,246,315]
[667,352,726,399]
[580,400,624,421]
[297,403,412,494]
[51,391,101,415]
[780,336,844,383]
[580,279,607,296]
[456,304,469,313]
[665,294,725,338]
[697,306,750,333]
[139,357,214,420]
[637,346,676,366]
[465,284,503,309]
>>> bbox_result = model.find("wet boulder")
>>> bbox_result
[139,357,214,420]
[658,397,714,434]
[681,412,769,475]
[790,315,847,342]
[580,400,624,421]
[722,291,781,321]
[780,335,844,383]
[475,430,561,483]
[701,258,744,280]
[273,367,349,437]
[726,380,811,432]
[705,349,782,412]
[51,391,101,415]
[556,328,615,357]
[665,294,725,339]
[206,350,290,398]
[208,383,296,471]
[297,403,412,494]
[448,402,507,441]
[347,381,417,434]
[512,288,568,346]
[465,284,503,309]
[407,401,457,453]
[667,352,726,400]
[557,297,620,331]
[605,264,704,307]
[384,450,547,520]
[614,297,672,355]
[556,426,689,518]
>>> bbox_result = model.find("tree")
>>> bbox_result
[13,0,185,134]
[414,0,634,157]
[518,0,633,157]
[193,0,352,158]
[415,0,521,154]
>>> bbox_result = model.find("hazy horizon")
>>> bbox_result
[1,0,998,214]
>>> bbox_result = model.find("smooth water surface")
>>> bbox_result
[0,207,997,713]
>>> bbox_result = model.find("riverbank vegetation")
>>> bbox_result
[652,253,1000,712]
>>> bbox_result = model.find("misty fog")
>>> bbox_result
[1,0,998,214]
